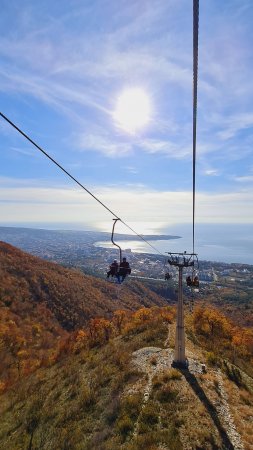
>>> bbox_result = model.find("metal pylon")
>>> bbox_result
[167,252,197,369]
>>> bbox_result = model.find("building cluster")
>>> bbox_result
[0,226,252,288]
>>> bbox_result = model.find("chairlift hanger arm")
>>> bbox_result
[111,218,122,263]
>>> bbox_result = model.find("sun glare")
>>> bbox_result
[113,88,151,133]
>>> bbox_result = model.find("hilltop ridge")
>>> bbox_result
[1,303,253,450]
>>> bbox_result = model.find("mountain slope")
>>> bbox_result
[0,241,166,331]
[1,307,252,450]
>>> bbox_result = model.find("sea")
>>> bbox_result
[95,223,253,265]
[2,222,252,266]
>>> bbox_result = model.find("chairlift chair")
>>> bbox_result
[107,219,131,283]
[185,254,200,287]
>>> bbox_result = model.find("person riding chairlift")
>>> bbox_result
[193,276,199,287]
[117,257,131,283]
[107,259,118,278]
[186,276,192,286]
[186,275,199,287]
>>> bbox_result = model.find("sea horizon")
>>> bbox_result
[95,223,253,265]
[0,222,252,265]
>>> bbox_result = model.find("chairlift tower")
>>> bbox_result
[167,252,197,369]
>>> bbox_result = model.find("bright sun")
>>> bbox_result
[113,88,151,133]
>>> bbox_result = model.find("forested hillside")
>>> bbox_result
[0,241,166,390]
[1,241,253,449]
[1,305,253,450]
[0,241,166,331]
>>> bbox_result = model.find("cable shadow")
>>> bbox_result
[180,369,234,450]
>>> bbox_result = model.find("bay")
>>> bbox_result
[96,223,253,265]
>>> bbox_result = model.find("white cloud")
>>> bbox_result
[0,67,109,115]
[10,146,37,157]
[0,1,196,124]
[217,112,253,141]
[1,0,253,187]
[77,133,132,157]
[0,179,252,226]
[123,166,138,174]
[234,175,253,183]
[203,169,221,177]
[137,138,190,158]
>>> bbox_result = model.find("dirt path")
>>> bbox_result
[131,346,174,437]
[128,325,245,450]
[214,370,244,450]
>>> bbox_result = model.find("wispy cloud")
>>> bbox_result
[203,169,221,177]
[218,113,253,141]
[123,166,138,174]
[10,146,37,157]
[137,138,190,158]
[0,179,252,225]
[77,133,133,157]
[234,172,253,183]
[1,0,253,212]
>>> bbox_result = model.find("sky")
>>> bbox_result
[0,0,253,248]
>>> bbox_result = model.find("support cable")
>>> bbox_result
[0,111,163,255]
[192,0,199,256]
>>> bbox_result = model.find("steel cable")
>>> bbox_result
[0,111,163,255]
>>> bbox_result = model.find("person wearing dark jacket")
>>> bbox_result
[107,260,118,278]
[186,276,192,286]
[117,257,131,283]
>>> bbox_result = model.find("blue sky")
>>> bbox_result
[0,0,253,238]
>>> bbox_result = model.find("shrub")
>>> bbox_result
[116,415,134,437]
[152,373,164,390]
[120,394,142,421]
[95,364,115,387]
[152,379,163,391]
[152,369,182,393]
[79,384,96,409]
[223,361,244,387]
[206,351,219,366]
[131,428,183,450]
[162,368,182,382]
[140,403,159,426]
[240,390,252,406]
[156,386,178,403]
[105,396,120,425]
[86,427,111,449]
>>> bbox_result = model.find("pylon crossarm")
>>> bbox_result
[167,252,198,268]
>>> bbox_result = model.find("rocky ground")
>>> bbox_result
[124,325,247,450]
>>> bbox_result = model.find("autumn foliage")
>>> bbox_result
[1,240,253,396]
[0,304,174,392]
[0,240,171,392]
[192,306,253,373]
[0,241,166,331]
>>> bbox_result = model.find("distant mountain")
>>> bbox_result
[0,225,180,247]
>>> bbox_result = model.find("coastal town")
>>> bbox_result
[0,226,252,293]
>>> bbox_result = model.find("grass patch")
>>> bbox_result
[139,402,159,427]
[116,415,134,439]
[156,385,178,403]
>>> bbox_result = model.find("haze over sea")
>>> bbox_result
[96,223,253,265]
[2,222,252,265]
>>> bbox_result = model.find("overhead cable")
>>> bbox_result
[0,111,163,255]
[192,0,199,256]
